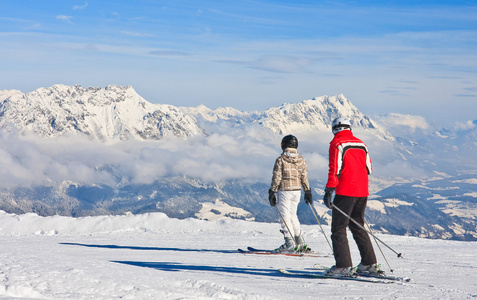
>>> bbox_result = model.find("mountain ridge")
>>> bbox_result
[0,84,392,142]
[0,84,203,141]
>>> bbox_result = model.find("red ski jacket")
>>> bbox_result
[326,130,372,197]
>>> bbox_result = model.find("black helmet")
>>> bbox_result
[281,135,298,150]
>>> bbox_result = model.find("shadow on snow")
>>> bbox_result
[60,242,285,278]
[60,242,236,254]
[112,261,284,278]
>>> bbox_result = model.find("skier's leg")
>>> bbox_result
[331,195,355,268]
[288,190,302,237]
[277,190,294,238]
[276,190,295,250]
[349,197,377,266]
[287,191,307,250]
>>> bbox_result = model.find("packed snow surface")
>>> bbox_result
[0,210,475,299]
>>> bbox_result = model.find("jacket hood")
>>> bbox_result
[282,148,301,163]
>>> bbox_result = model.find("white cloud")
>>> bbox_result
[56,15,73,23]
[376,160,428,179]
[375,113,429,132]
[120,31,155,38]
[149,50,190,56]
[219,55,314,73]
[73,2,88,10]
[249,55,313,73]
[0,120,435,189]
[454,120,477,131]
[0,127,280,188]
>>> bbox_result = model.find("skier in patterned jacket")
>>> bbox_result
[323,117,382,276]
[269,135,312,252]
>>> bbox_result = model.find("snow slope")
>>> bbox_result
[0,210,475,299]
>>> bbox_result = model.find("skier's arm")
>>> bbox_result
[326,143,339,188]
[300,159,311,192]
[366,150,373,175]
[270,158,283,192]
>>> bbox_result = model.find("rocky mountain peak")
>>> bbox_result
[0,85,203,141]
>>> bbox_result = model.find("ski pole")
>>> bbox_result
[365,218,394,273]
[275,206,297,249]
[308,204,333,253]
[332,203,403,258]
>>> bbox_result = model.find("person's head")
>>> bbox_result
[281,135,298,150]
[331,117,352,135]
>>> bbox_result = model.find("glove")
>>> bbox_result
[268,189,277,206]
[323,187,335,209]
[304,190,312,205]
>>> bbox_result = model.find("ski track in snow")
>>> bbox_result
[0,211,476,299]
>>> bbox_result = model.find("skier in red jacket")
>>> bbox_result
[323,117,382,277]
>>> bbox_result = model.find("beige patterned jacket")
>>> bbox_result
[270,148,311,192]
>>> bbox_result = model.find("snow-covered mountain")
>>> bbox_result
[0,89,22,99]
[0,84,203,141]
[0,85,392,142]
[257,95,393,140]
[0,84,476,242]
[183,95,394,141]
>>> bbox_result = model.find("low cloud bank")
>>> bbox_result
[0,127,438,189]
[0,128,292,188]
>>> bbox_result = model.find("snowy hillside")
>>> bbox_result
[0,210,475,299]
[0,85,203,141]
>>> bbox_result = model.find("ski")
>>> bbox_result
[312,264,412,282]
[278,269,396,284]
[237,248,319,257]
[246,247,328,257]
[356,272,412,282]
[247,247,275,252]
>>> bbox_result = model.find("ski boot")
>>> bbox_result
[357,263,385,276]
[294,234,310,252]
[323,265,357,277]
[276,236,294,252]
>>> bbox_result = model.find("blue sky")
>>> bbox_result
[1,1,476,126]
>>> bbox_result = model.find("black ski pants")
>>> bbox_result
[331,195,377,268]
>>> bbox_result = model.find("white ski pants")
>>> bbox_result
[276,190,302,238]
